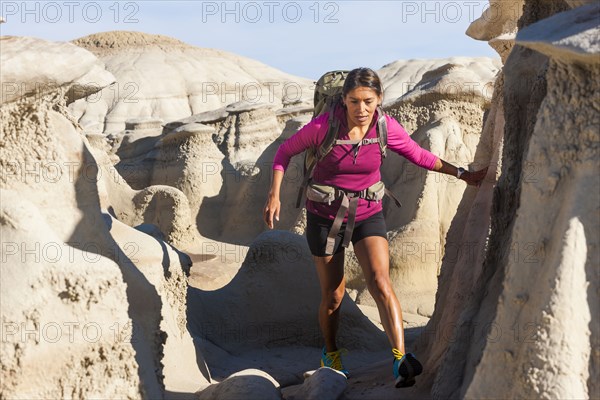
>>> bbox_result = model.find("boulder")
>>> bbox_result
[283,368,347,400]
[197,369,281,400]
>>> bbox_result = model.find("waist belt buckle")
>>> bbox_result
[346,190,360,199]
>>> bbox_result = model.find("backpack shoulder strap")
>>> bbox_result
[317,104,341,161]
[376,106,387,159]
[295,106,341,208]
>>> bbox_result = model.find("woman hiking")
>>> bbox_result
[263,67,487,387]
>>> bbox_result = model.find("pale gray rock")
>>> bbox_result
[164,107,229,130]
[150,120,224,236]
[392,60,501,105]
[197,369,282,400]
[464,5,600,399]
[69,31,313,134]
[134,223,166,240]
[466,0,525,62]
[275,103,314,117]
[0,191,142,399]
[516,2,600,64]
[214,104,280,166]
[163,122,216,141]
[378,57,501,105]
[0,36,114,105]
[125,117,164,131]
[0,35,210,397]
[283,368,347,400]
[466,0,524,41]
[489,33,518,63]
[225,100,276,113]
[415,2,598,400]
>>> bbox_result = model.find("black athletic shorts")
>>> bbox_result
[306,210,387,257]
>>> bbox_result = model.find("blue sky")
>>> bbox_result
[0,1,498,79]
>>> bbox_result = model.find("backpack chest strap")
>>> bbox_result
[335,138,379,146]
[335,137,381,164]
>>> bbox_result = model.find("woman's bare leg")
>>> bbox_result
[353,236,405,353]
[313,250,346,352]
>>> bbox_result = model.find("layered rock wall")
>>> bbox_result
[414,2,599,399]
[0,36,209,398]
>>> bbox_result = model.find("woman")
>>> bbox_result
[263,67,487,387]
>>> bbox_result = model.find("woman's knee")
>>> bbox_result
[366,275,394,300]
[321,287,345,310]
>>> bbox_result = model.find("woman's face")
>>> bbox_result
[343,86,382,129]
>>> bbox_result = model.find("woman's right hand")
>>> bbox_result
[263,193,281,229]
[462,167,489,187]
[264,169,285,229]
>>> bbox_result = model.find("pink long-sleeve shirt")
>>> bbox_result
[273,108,439,221]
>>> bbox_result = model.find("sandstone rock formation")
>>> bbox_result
[1,36,114,105]
[414,2,599,400]
[106,100,306,248]
[466,0,525,62]
[69,31,314,134]
[379,57,501,103]
[0,35,143,398]
[1,190,141,399]
[0,36,209,398]
[465,4,599,399]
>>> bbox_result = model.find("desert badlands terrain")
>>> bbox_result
[1,0,598,399]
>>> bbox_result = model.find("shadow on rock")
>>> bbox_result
[186,230,389,382]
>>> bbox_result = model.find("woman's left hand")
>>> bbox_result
[461,167,488,187]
